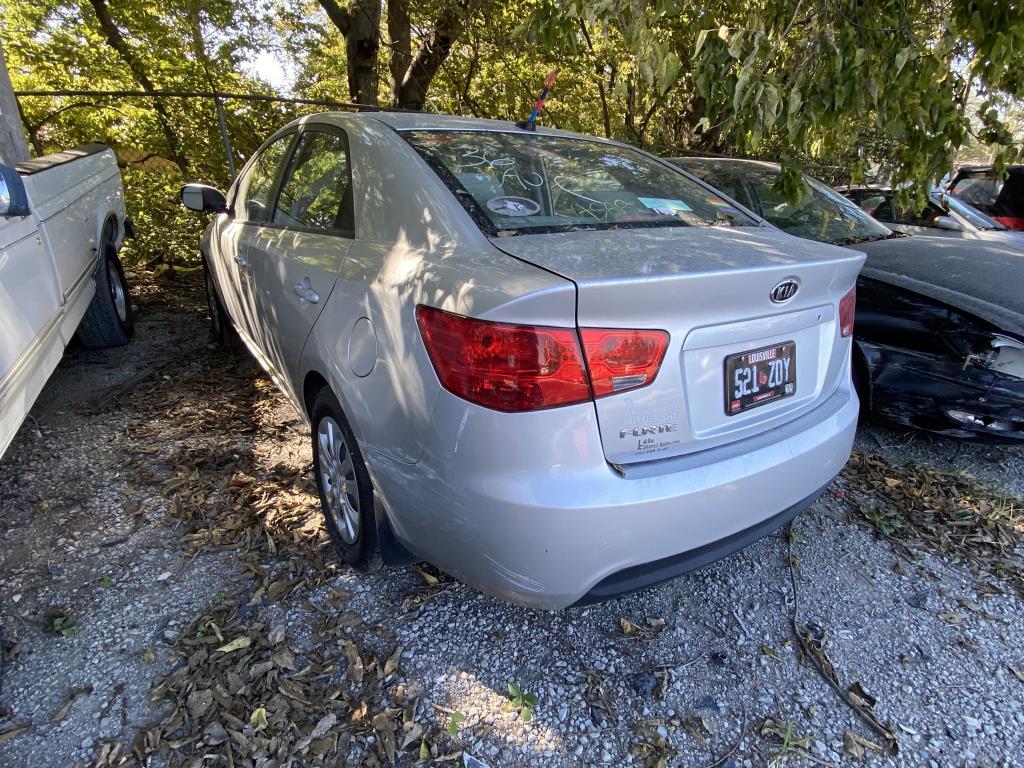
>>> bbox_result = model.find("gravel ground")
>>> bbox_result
[0,274,1021,767]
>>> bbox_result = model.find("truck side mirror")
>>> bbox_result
[0,164,30,217]
[180,183,228,213]
[933,215,963,232]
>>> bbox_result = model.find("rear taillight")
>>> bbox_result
[579,328,669,397]
[415,305,591,412]
[839,286,856,337]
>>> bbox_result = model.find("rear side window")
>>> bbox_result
[237,134,292,223]
[273,130,353,233]
[895,201,943,227]
[404,130,755,235]
[855,193,894,221]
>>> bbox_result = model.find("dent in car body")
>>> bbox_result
[855,277,1024,440]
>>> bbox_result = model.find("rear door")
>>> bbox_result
[249,126,354,403]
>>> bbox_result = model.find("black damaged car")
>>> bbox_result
[669,157,1024,441]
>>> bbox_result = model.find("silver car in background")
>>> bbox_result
[182,113,863,608]
[841,185,1024,248]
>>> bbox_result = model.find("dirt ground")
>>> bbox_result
[1,273,1022,768]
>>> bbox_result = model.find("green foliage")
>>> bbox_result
[506,681,538,722]
[526,0,1023,203]
[4,0,1023,252]
[446,710,466,736]
[120,167,209,267]
[51,614,76,637]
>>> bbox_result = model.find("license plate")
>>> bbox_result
[724,341,796,416]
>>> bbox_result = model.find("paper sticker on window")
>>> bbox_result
[637,197,693,215]
[486,196,541,216]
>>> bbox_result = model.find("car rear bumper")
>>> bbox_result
[370,381,859,610]
[861,341,1024,442]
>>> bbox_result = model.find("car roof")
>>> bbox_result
[841,185,893,193]
[668,156,782,175]
[955,164,1024,175]
[295,110,596,141]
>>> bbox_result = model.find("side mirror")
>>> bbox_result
[933,215,963,232]
[0,164,30,217]
[180,183,228,213]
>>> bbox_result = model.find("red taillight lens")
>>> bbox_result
[415,305,591,412]
[839,286,856,338]
[579,328,669,397]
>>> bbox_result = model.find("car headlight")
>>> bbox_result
[985,334,1024,379]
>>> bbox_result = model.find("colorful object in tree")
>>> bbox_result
[517,70,559,131]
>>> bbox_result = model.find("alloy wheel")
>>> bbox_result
[317,416,361,544]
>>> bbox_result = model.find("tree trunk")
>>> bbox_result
[0,40,30,164]
[87,0,189,173]
[319,0,381,106]
[387,0,412,106]
[393,0,483,111]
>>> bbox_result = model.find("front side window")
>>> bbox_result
[404,130,756,235]
[273,130,353,232]
[237,134,292,222]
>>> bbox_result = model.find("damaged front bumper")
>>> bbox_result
[858,340,1024,441]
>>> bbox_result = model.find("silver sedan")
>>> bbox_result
[181,113,863,608]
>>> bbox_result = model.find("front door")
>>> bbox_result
[249,127,354,404]
[0,195,62,454]
[217,132,295,348]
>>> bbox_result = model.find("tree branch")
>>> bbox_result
[86,0,188,173]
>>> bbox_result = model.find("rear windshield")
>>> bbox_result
[404,130,757,235]
[951,176,1003,207]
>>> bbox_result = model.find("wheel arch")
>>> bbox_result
[852,340,872,413]
[302,370,331,421]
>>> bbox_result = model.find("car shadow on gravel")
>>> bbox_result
[1,273,1022,768]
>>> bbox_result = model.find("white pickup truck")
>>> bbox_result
[0,144,135,458]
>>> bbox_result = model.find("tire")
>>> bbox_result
[203,258,239,348]
[76,224,134,349]
[310,387,381,569]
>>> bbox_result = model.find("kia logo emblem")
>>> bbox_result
[770,279,799,304]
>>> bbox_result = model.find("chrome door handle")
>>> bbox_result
[234,255,249,268]
[294,281,320,304]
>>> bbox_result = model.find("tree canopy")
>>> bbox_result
[2,0,1021,262]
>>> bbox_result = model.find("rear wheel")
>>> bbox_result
[310,387,380,569]
[77,223,134,348]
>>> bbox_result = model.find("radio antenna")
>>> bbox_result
[516,70,559,131]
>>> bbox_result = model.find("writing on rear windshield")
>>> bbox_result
[405,130,754,235]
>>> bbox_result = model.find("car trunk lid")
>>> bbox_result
[491,226,864,464]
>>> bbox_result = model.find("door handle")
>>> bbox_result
[294,280,320,304]
[234,255,249,268]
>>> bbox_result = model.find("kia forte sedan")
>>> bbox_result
[181,113,862,608]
